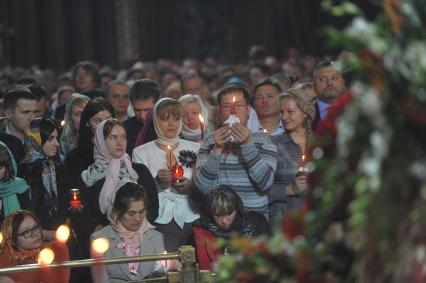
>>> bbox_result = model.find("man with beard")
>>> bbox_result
[312,61,346,129]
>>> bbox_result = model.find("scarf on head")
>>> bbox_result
[108,207,155,276]
[81,120,139,214]
[0,142,30,216]
[60,93,90,156]
[180,95,208,142]
[1,212,41,264]
[20,136,59,218]
[153,98,182,146]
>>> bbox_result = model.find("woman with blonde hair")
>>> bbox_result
[178,94,208,143]
[133,98,200,252]
[269,92,316,229]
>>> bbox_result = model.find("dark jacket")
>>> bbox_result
[193,188,269,270]
[64,146,94,186]
[123,116,143,157]
[18,161,70,230]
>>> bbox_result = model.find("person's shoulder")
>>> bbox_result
[179,139,200,150]
[251,131,274,144]
[123,116,139,127]
[91,225,114,239]
[145,229,163,241]
[133,141,155,153]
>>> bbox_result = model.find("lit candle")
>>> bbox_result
[199,114,204,141]
[231,96,236,115]
[297,155,305,175]
[60,120,65,127]
[172,165,184,183]
[92,237,110,283]
[167,145,172,168]
[163,250,168,270]
[69,188,81,208]
[38,248,55,265]
[55,225,70,243]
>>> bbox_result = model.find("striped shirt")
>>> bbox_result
[195,131,277,217]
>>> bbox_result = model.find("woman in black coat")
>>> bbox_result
[64,97,114,185]
[18,118,69,231]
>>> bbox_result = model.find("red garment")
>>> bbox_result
[193,226,223,271]
[0,241,70,283]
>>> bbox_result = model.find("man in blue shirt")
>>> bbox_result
[312,61,346,129]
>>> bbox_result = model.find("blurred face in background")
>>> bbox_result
[182,102,202,130]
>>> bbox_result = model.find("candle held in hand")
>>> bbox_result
[70,188,81,208]
[172,165,184,183]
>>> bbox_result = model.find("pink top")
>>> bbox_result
[117,240,140,275]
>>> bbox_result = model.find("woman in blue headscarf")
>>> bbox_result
[0,141,31,221]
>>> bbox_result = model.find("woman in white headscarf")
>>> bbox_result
[132,98,200,252]
[178,94,209,143]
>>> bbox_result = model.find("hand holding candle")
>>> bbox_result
[296,155,306,177]
[172,165,184,183]
[69,188,81,208]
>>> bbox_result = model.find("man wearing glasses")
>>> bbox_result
[195,83,277,218]
[313,61,346,129]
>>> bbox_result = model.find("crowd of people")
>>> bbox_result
[0,47,348,282]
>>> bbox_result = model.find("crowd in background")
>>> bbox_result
[0,45,349,282]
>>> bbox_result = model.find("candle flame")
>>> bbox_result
[38,248,55,265]
[167,145,171,150]
[232,96,236,103]
[302,155,305,161]
[60,120,65,127]
[92,238,110,254]
[263,129,267,133]
[56,225,70,243]
[199,114,204,123]
[0,232,3,244]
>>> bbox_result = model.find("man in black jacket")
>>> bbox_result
[124,79,160,156]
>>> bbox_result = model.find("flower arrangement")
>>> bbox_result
[208,0,426,282]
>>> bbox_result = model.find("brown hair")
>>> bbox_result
[1,210,42,250]
[103,118,127,139]
[0,145,14,181]
[210,187,239,217]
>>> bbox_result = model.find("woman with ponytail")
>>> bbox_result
[268,92,315,229]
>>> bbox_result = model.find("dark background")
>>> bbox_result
[0,0,378,71]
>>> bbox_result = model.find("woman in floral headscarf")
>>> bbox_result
[132,98,200,252]
[0,210,70,283]
[18,118,69,231]
[73,119,158,261]
[0,142,31,222]
[59,93,90,156]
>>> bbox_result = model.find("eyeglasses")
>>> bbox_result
[17,225,41,239]
[221,104,247,111]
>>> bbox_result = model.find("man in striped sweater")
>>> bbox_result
[195,83,277,218]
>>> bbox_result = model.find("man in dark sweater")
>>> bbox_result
[124,79,160,156]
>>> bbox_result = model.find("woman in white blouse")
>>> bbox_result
[132,98,200,252]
